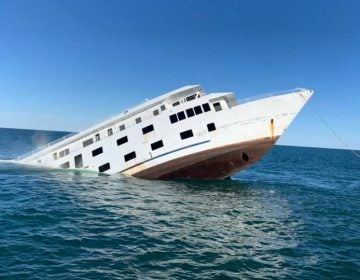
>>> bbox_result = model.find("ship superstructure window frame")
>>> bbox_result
[60,161,70,169]
[95,133,100,142]
[177,111,186,121]
[172,101,180,107]
[59,148,70,158]
[160,105,166,111]
[213,102,222,112]
[53,152,58,160]
[135,117,142,124]
[202,103,211,112]
[185,94,196,102]
[99,163,110,172]
[180,130,194,140]
[194,105,203,115]
[107,128,113,136]
[92,147,103,157]
[119,124,125,131]
[124,151,136,162]
[186,108,195,118]
[142,124,154,135]
[207,123,216,132]
[83,138,94,147]
[151,140,164,151]
[153,109,159,116]
[74,154,83,168]
[117,136,128,146]
[170,114,178,124]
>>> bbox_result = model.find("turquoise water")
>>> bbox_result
[0,127,359,279]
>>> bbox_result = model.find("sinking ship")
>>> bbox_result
[17,85,313,179]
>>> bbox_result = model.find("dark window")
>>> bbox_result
[119,124,125,131]
[186,94,196,102]
[170,114,178,124]
[74,154,83,168]
[153,109,159,116]
[207,123,216,132]
[194,105,203,115]
[135,117,142,124]
[177,111,186,121]
[124,151,136,162]
[151,140,164,151]
[160,105,166,111]
[92,147,103,157]
[202,103,211,112]
[107,128,113,136]
[83,138,93,147]
[180,130,194,140]
[173,101,180,107]
[60,162,70,169]
[99,163,110,172]
[117,136,128,146]
[59,148,70,158]
[213,102,222,112]
[142,124,154,134]
[95,133,100,141]
[186,108,195,118]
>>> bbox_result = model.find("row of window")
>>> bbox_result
[169,103,211,124]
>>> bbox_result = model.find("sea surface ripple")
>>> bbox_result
[0,128,359,279]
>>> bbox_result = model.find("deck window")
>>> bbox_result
[92,147,103,157]
[207,123,216,132]
[53,152,58,160]
[170,114,178,124]
[119,124,125,131]
[180,130,194,140]
[213,102,222,112]
[151,140,164,151]
[186,94,196,102]
[107,128,113,136]
[135,117,142,124]
[173,101,180,107]
[194,105,203,115]
[153,109,159,116]
[83,138,93,147]
[124,151,136,162]
[117,136,128,146]
[95,133,100,142]
[74,154,83,168]
[186,108,195,118]
[177,111,186,121]
[60,162,70,169]
[142,124,154,134]
[202,103,211,112]
[99,163,110,172]
[59,148,70,158]
[161,105,166,111]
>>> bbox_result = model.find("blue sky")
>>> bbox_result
[0,0,359,149]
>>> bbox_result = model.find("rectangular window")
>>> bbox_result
[92,147,103,157]
[119,124,125,131]
[186,94,196,102]
[95,133,100,142]
[169,114,178,124]
[53,152,58,160]
[194,105,203,115]
[83,138,94,147]
[202,103,211,112]
[107,128,113,136]
[59,148,70,158]
[213,102,222,112]
[172,101,180,107]
[186,108,195,118]
[117,136,128,146]
[207,123,216,132]
[60,161,70,169]
[135,117,142,124]
[142,124,154,134]
[177,111,186,121]
[74,154,83,168]
[151,140,164,151]
[153,109,159,116]
[124,151,136,162]
[180,130,194,140]
[160,105,166,111]
[99,163,110,172]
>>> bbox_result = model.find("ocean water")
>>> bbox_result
[0,127,359,280]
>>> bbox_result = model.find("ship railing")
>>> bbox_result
[237,88,308,105]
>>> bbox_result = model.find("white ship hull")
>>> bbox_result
[17,86,313,180]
